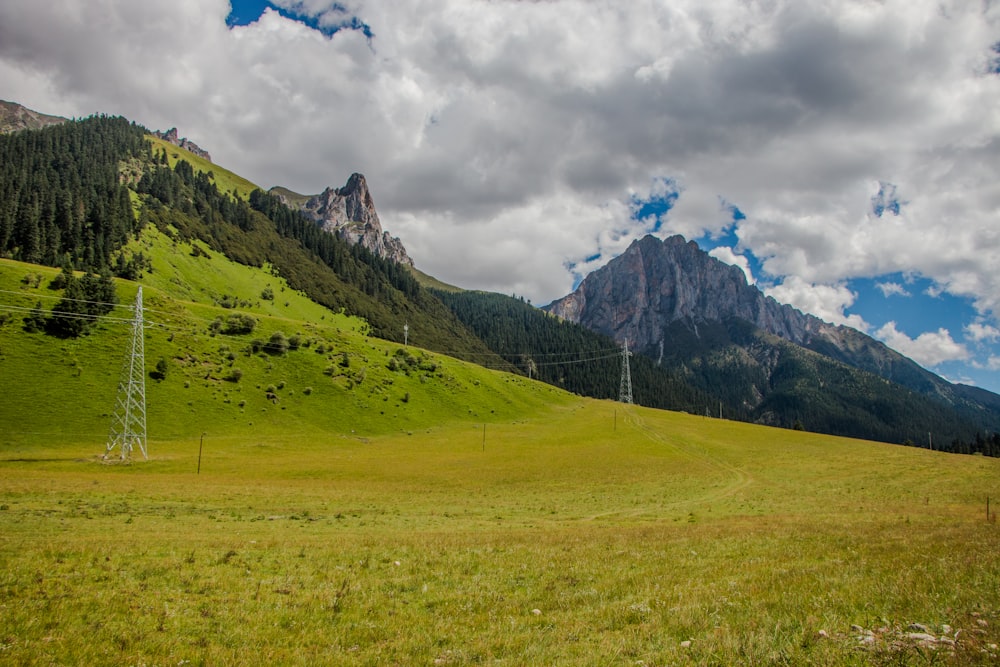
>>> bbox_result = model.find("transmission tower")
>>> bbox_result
[104,286,148,461]
[618,339,633,404]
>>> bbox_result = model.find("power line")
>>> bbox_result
[0,288,131,311]
[1,294,627,368]
[0,296,626,371]
[0,304,137,325]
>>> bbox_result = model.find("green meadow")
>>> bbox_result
[1,227,999,665]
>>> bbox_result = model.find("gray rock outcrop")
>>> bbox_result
[0,100,68,134]
[281,173,413,267]
[152,127,212,162]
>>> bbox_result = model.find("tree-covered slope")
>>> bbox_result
[0,115,143,268]
[433,289,715,414]
[655,316,1000,452]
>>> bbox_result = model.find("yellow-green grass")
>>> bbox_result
[410,265,465,293]
[0,404,998,665]
[146,134,260,199]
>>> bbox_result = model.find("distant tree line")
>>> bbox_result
[945,432,1000,457]
[433,289,715,413]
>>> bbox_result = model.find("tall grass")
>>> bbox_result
[1,404,998,665]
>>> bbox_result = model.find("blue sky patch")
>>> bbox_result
[631,178,679,233]
[226,1,373,39]
[871,181,901,217]
[847,273,975,339]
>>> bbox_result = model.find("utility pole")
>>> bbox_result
[619,339,633,404]
[403,322,409,346]
[104,286,148,461]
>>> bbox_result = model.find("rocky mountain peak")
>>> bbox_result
[275,174,413,267]
[544,233,989,424]
[546,234,831,352]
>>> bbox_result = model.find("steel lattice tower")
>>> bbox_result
[618,339,633,404]
[104,286,147,461]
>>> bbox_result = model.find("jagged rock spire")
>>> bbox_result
[282,173,413,267]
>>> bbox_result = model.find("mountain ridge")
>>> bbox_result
[151,127,212,162]
[544,233,1000,441]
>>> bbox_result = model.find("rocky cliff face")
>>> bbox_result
[547,235,837,349]
[278,173,413,267]
[152,127,212,162]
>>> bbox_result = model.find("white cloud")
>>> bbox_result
[875,322,970,367]
[966,322,1000,343]
[876,282,910,298]
[708,247,755,285]
[1,0,999,332]
[764,276,868,331]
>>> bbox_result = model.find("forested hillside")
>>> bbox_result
[0,116,503,361]
[0,115,143,269]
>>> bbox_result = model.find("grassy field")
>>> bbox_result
[1,237,999,664]
[0,403,998,665]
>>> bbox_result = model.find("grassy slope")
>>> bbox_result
[147,134,259,199]
[268,185,312,207]
[0,227,569,452]
[410,266,465,293]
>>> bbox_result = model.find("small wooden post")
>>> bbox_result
[197,432,205,474]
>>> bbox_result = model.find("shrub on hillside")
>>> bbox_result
[222,313,257,335]
[264,331,290,355]
[150,358,169,381]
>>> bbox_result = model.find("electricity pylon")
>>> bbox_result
[618,339,633,404]
[104,286,147,461]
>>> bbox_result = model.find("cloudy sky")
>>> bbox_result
[2,0,1000,392]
